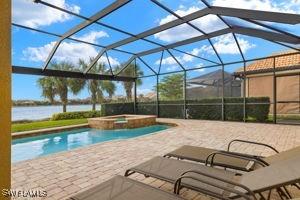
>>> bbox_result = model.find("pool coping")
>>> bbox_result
[12,121,178,164]
[12,123,90,139]
[12,121,178,140]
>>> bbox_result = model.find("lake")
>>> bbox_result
[12,104,101,121]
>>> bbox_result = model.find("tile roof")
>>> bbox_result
[235,50,300,74]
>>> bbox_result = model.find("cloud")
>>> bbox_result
[154,6,226,43]
[155,56,180,65]
[195,63,205,71]
[155,47,203,67]
[12,0,80,28]
[154,34,255,68]
[181,48,201,62]
[154,7,202,42]
[211,0,300,13]
[73,31,109,42]
[154,0,300,53]
[196,68,205,72]
[22,31,120,66]
[204,34,256,55]
[166,65,181,72]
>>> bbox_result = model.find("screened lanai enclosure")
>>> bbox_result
[12,0,300,124]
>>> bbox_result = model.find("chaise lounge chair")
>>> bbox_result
[125,156,300,199]
[164,139,300,171]
[68,175,184,200]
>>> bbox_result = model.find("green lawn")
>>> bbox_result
[12,118,88,133]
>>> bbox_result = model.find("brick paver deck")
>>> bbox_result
[11,119,300,199]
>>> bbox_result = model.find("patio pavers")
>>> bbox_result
[11,119,300,199]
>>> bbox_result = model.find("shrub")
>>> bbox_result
[246,99,270,122]
[101,102,134,116]
[159,104,184,118]
[51,110,102,121]
[136,103,157,115]
[100,97,270,122]
[187,104,222,120]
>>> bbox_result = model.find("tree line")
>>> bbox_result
[38,58,186,112]
[37,58,143,112]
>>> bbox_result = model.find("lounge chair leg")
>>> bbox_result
[293,183,300,190]
[176,185,182,195]
[282,186,292,199]
[174,179,182,195]
[276,188,288,200]
[124,170,135,177]
[266,189,272,200]
[258,192,266,200]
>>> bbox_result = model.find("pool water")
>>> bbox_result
[12,125,169,163]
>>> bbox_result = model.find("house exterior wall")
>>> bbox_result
[276,75,300,114]
[0,0,11,195]
[245,73,300,114]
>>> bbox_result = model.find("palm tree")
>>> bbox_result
[78,59,116,110]
[102,80,116,99]
[37,77,56,104]
[117,63,143,101]
[37,61,85,112]
[52,62,85,112]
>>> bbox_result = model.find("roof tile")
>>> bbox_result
[236,50,300,73]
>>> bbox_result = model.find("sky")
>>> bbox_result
[12,0,300,100]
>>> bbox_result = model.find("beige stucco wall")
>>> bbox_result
[245,74,300,114]
[0,0,11,198]
[276,75,300,114]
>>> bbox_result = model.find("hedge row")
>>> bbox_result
[51,110,102,121]
[101,102,134,116]
[101,97,270,122]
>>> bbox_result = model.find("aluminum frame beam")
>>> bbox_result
[33,0,218,70]
[209,6,300,25]
[84,48,107,74]
[136,26,300,58]
[243,19,300,40]
[94,4,300,52]
[13,1,300,82]
[41,0,131,71]
[166,49,185,71]
[60,0,131,40]
[12,66,135,82]
[151,0,224,66]
[137,57,158,75]
[233,26,300,44]
[115,55,136,76]
[12,23,134,55]
[89,3,300,68]
[137,28,231,57]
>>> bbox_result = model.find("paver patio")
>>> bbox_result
[11,119,300,199]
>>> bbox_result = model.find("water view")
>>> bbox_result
[12,104,101,121]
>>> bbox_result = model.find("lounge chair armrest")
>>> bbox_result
[205,150,269,168]
[227,139,279,154]
[175,170,257,200]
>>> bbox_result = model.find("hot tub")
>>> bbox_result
[88,114,157,129]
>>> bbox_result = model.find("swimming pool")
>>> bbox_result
[12,125,169,163]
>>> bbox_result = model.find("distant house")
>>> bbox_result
[186,69,241,100]
[234,50,300,115]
